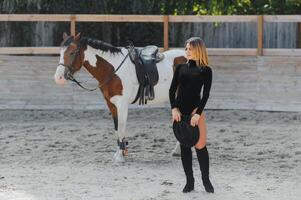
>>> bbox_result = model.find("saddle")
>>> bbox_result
[128,45,164,105]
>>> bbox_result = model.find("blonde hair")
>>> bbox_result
[185,37,209,67]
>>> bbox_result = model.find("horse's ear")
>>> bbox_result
[63,32,68,40]
[74,32,81,41]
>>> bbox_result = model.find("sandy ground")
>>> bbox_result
[0,108,301,200]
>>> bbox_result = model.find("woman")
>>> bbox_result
[169,37,214,193]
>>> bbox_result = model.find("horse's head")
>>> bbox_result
[54,32,84,85]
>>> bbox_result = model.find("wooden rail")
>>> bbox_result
[0,14,301,56]
[257,15,263,56]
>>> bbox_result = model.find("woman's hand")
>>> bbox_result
[172,108,181,122]
[190,113,200,127]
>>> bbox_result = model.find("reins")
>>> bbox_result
[60,42,129,91]
[98,53,129,88]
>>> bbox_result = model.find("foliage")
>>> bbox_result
[160,0,301,15]
[0,0,300,47]
[1,0,300,14]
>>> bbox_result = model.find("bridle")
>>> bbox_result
[58,40,129,91]
[58,41,98,91]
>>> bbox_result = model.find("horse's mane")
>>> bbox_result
[81,37,122,54]
[61,36,122,54]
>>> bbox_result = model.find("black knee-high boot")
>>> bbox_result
[180,144,194,193]
[195,146,214,193]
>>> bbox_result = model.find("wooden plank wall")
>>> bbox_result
[0,55,301,111]
[0,56,105,109]
[169,22,297,48]
[208,56,258,110]
[0,21,297,48]
[209,55,301,111]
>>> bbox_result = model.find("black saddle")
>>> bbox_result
[128,45,164,105]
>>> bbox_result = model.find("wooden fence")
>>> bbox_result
[1,54,301,111]
[0,14,301,56]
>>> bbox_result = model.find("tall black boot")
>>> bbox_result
[195,146,214,193]
[180,144,194,193]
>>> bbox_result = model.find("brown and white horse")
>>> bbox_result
[54,33,186,162]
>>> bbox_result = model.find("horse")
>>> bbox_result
[54,33,186,162]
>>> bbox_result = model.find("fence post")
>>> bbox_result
[70,15,76,36]
[163,15,169,51]
[257,15,263,56]
[297,22,301,48]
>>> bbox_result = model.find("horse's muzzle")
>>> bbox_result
[54,65,67,85]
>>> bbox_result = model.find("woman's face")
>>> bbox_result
[185,43,197,60]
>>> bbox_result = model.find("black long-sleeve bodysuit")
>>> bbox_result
[169,60,212,115]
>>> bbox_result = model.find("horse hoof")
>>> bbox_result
[171,142,181,157]
[171,148,180,157]
[171,151,180,157]
[115,157,125,162]
[115,155,125,162]
[114,150,125,162]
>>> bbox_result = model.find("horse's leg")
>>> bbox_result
[105,98,118,130]
[113,99,129,162]
[104,98,121,160]
[171,141,181,157]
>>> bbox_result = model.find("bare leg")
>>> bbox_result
[194,112,207,150]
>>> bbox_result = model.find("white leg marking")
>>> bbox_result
[171,141,181,157]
